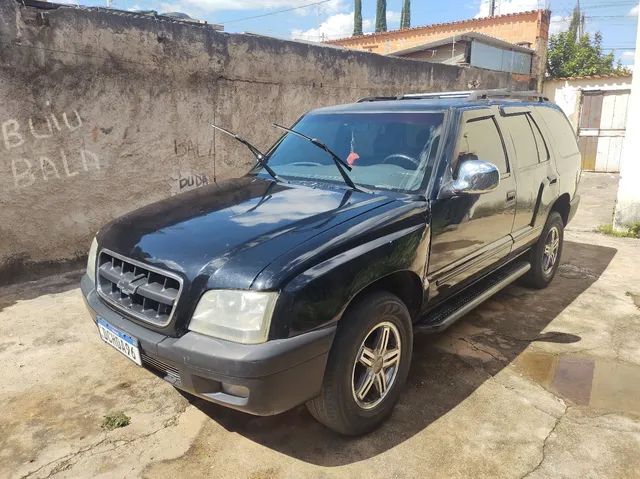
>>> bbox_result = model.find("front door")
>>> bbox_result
[428,107,516,303]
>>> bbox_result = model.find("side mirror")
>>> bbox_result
[443,159,500,196]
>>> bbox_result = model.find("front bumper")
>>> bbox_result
[81,275,335,416]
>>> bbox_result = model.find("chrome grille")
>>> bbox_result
[96,249,182,326]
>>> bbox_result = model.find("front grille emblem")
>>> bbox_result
[117,279,136,295]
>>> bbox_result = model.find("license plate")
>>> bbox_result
[97,317,142,366]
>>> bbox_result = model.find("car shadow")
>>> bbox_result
[186,240,616,466]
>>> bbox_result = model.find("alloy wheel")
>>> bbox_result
[543,226,560,275]
[351,321,401,410]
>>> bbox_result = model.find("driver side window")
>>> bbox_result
[454,116,509,176]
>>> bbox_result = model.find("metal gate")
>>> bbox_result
[577,89,630,172]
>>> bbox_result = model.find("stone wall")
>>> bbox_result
[0,0,529,284]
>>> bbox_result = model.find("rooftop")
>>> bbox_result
[326,10,549,44]
[549,73,633,81]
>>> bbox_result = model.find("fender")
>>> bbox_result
[259,199,431,338]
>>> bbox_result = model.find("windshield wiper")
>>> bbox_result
[210,123,283,183]
[272,123,370,193]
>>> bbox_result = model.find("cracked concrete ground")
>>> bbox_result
[2,174,640,478]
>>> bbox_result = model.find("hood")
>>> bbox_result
[98,176,393,289]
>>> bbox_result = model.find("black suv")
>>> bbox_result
[82,90,581,435]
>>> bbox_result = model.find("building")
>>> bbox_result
[326,10,550,89]
[391,32,534,75]
[544,74,632,172]
[614,18,640,230]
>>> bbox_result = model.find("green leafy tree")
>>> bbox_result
[400,0,411,29]
[547,30,630,78]
[353,0,363,36]
[375,0,387,33]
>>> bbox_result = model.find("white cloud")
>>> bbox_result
[475,0,541,18]
[621,50,635,58]
[294,0,346,16]
[387,10,401,29]
[629,4,639,16]
[291,9,402,42]
[549,14,571,34]
[291,11,372,41]
[181,0,332,12]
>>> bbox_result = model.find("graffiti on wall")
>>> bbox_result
[1,108,100,190]
[170,137,214,195]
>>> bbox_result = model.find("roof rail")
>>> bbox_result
[465,89,548,102]
[356,89,548,103]
[357,96,401,102]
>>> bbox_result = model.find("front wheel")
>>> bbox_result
[306,291,413,435]
[522,211,564,289]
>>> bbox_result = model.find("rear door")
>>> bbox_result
[497,108,559,252]
[428,107,516,302]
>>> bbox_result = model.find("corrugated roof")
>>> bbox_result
[326,10,548,44]
[391,31,535,56]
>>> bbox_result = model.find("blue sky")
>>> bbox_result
[56,0,638,67]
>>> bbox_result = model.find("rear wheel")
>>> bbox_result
[522,211,564,289]
[306,291,413,435]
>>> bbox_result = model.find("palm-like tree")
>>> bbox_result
[354,0,363,36]
[375,0,387,33]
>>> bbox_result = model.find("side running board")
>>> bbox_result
[416,261,531,333]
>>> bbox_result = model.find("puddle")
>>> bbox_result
[513,351,640,416]
[558,263,597,280]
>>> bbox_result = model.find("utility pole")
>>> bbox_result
[489,0,496,16]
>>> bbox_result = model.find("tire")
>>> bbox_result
[306,291,413,435]
[521,211,564,289]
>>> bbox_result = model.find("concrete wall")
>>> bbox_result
[0,0,529,284]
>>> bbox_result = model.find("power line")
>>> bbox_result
[218,0,333,25]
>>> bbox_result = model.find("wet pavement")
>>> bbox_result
[2,184,640,478]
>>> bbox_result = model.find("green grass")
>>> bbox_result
[101,411,131,430]
[597,222,640,238]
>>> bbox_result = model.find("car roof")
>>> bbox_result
[310,98,556,114]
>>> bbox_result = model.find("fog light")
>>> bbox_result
[221,383,249,398]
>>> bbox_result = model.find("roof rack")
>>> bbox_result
[356,89,548,103]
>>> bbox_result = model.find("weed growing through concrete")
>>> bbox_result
[101,411,131,430]
[597,222,640,238]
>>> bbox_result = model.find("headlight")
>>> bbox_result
[189,290,278,344]
[86,237,98,283]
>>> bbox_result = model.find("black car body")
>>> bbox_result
[82,91,581,434]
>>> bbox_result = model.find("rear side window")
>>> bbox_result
[535,107,579,158]
[528,115,550,162]
[455,116,509,175]
[502,114,539,168]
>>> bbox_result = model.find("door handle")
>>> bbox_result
[506,190,516,204]
[547,175,558,185]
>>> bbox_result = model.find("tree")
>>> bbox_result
[547,30,630,78]
[353,0,363,36]
[400,0,411,29]
[375,0,387,33]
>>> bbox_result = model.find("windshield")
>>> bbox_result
[260,111,444,193]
